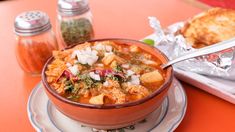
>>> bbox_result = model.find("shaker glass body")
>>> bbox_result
[56,11,94,47]
[15,30,58,75]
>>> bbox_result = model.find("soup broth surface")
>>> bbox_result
[46,41,166,105]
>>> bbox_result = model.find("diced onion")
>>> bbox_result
[121,64,130,69]
[126,70,135,77]
[89,72,101,81]
[66,63,72,67]
[68,65,79,76]
[93,43,105,50]
[72,47,99,66]
[103,80,109,87]
[93,43,113,52]
[130,75,140,85]
[96,63,104,67]
[105,45,112,52]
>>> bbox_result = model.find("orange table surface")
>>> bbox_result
[0,0,235,131]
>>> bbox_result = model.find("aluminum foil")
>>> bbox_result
[148,17,235,80]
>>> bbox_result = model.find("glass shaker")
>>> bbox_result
[14,11,58,75]
[57,0,94,47]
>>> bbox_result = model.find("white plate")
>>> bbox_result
[146,34,235,104]
[27,78,187,132]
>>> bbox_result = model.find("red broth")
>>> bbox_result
[46,41,166,105]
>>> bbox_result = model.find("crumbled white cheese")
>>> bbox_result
[126,70,135,77]
[130,75,140,85]
[103,80,109,87]
[105,45,112,52]
[68,65,79,76]
[121,64,130,69]
[89,72,101,81]
[93,43,105,51]
[96,63,104,67]
[93,43,113,52]
[66,63,72,67]
[71,50,80,59]
[142,59,158,66]
[72,47,99,66]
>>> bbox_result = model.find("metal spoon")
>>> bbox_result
[161,37,235,69]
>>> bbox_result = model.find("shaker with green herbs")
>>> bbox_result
[57,0,94,47]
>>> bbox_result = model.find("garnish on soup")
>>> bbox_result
[45,41,166,105]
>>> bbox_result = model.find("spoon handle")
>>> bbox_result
[162,37,235,69]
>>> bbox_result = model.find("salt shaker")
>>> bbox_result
[57,0,94,47]
[14,11,58,75]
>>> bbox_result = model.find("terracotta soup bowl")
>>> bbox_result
[42,38,173,129]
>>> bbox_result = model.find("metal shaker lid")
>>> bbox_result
[58,0,90,16]
[14,11,51,36]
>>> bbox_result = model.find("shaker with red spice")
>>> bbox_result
[14,11,58,75]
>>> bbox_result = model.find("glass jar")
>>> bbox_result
[57,0,94,47]
[14,11,58,75]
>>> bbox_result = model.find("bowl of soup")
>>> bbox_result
[42,38,173,129]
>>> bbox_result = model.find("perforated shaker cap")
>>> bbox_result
[58,0,90,16]
[14,11,51,36]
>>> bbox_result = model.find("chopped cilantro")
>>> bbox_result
[72,83,80,94]
[64,80,74,92]
[80,74,94,88]
[92,82,102,88]
[64,84,74,92]
[113,65,123,73]
[78,74,97,89]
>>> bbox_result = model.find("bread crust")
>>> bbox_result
[180,8,235,48]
